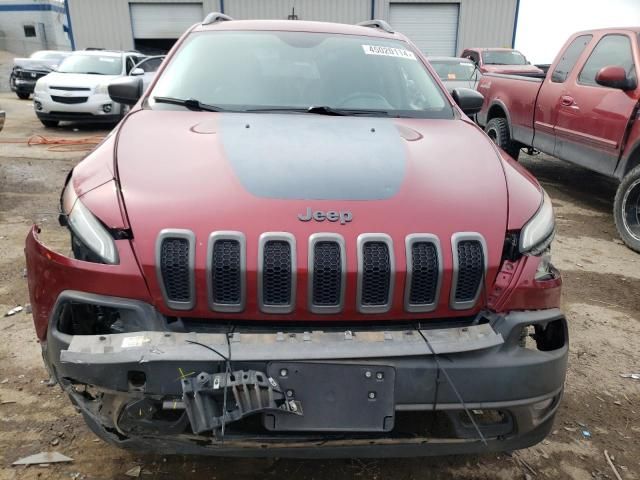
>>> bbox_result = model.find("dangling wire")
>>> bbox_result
[416,324,487,446]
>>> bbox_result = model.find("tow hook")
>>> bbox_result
[182,369,303,433]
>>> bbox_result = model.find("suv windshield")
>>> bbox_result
[482,50,527,65]
[57,55,123,75]
[150,31,452,118]
[430,60,477,80]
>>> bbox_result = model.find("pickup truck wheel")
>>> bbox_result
[17,92,30,100]
[614,166,640,253]
[486,118,521,160]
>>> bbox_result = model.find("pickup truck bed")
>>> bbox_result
[476,27,640,252]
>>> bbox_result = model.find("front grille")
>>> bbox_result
[50,86,91,91]
[312,241,342,306]
[262,240,293,307]
[16,70,46,80]
[361,241,391,306]
[210,239,241,305]
[51,96,88,104]
[409,241,439,305]
[454,239,485,304]
[159,237,191,304]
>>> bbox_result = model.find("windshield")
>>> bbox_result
[150,31,452,118]
[57,55,123,75]
[482,50,527,66]
[31,51,67,62]
[430,60,477,80]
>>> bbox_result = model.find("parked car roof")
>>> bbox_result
[429,56,475,63]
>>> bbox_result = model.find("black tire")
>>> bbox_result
[614,165,640,253]
[39,119,59,128]
[17,91,30,100]
[485,117,521,160]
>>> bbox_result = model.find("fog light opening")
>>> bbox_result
[102,103,112,113]
[534,319,566,351]
[35,101,43,111]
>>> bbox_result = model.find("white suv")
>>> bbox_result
[33,50,146,127]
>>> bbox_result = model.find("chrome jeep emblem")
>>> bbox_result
[298,207,352,224]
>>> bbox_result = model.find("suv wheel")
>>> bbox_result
[486,117,521,160]
[614,165,640,253]
[17,91,30,100]
[40,119,59,128]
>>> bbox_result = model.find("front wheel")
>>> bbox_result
[614,165,640,253]
[39,119,59,128]
[485,117,522,160]
[17,91,30,100]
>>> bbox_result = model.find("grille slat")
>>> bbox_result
[211,240,241,304]
[260,234,296,313]
[312,241,342,306]
[409,241,439,305]
[357,235,394,313]
[159,237,192,305]
[51,95,88,104]
[451,236,486,309]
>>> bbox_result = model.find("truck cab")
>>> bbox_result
[476,28,640,252]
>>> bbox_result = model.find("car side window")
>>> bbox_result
[551,34,592,83]
[578,34,636,86]
[126,56,136,74]
[138,57,162,72]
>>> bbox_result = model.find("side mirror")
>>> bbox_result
[452,88,484,115]
[595,66,636,90]
[108,76,143,105]
[130,67,144,76]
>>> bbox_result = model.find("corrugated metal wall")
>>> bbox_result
[68,0,517,54]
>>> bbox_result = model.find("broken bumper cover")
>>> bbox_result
[46,300,568,457]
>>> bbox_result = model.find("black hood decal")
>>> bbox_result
[218,113,406,200]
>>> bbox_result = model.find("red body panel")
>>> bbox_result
[114,111,509,321]
[24,20,562,341]
[25,227,151,340]
[477,28,640,178]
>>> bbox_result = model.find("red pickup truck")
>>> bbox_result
[476,28,640,252]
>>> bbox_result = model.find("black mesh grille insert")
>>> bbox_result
[312,241,342,306]
[211,239,241,305]
[455,240,484,303]
[262,240,292,305]
[361,242,391,306]
[409,242,439,305]
[160,238,191,303]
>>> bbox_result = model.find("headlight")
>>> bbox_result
[95,83,109,94]
[34,80,48,93]
[62,185,119,264]
[519,189,555,255]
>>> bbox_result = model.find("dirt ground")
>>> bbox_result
[0,50,638,479]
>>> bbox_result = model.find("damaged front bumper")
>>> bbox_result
[44,291,568,457]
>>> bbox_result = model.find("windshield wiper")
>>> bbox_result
[153,96,225,112]
[242,106,390,116]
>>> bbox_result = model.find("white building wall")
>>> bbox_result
[0,0,71,55]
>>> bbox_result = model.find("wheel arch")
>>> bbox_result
[486,100,513,138]
[615,140,640,180]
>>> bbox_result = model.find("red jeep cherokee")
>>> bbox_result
[25,15,566,457]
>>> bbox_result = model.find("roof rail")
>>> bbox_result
[357,19,394,34]
[202,12,233,25]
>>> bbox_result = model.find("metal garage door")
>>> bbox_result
[130,3,203,39]
[389,3,459,57]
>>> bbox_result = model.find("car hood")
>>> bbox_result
[114,109,510,320]
[482,64,544,75]
[13,57,58,71]
[38,72,121,88]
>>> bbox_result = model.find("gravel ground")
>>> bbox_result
[0,50,638,480]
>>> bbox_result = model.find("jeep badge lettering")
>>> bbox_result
[298,207,352,224]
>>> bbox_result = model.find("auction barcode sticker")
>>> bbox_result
[362,45,416,60]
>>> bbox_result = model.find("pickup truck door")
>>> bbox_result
[553,33,639,176]
[533,34,594,155]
